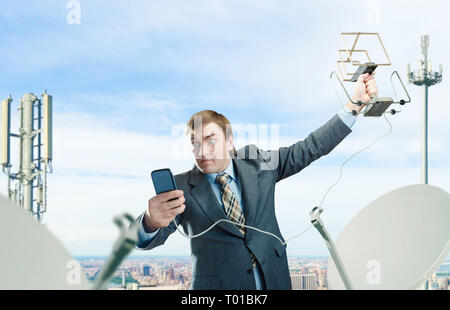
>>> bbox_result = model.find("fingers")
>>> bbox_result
[147,190,186,228]
[366,78,377,95]
[364,74,375,82]
[163,195,186,209]
[160,204,186,225]
[170,204,186,217]
[367,85,377,93]
[157,190,184,203]
[358,73,376,82]
[363,75,377,96]
[147,199,186,227]
[357,73,368,83]
[365,79,376,87]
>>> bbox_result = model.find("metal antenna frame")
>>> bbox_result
[330,70,411,116]
[332,32,411,117]
[338,32,391,82]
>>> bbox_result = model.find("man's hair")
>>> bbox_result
[186,109,236,155]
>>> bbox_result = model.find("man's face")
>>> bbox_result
[190,122,234,174]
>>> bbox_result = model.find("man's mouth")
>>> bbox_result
[200,159,213,163]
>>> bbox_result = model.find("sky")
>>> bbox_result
[0,0,449,257]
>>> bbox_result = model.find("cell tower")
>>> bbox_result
[407,35,443,184]
[1,91,53,222]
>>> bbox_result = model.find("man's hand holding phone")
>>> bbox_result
[143,190,186,233]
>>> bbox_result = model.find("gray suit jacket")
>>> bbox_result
[136,114,352,290]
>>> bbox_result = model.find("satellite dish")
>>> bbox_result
[0,193,90,289]
[327,184,450,289]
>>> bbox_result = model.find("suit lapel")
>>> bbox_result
[188,164,244,239]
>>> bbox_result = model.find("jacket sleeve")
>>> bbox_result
[275,113,352,182]
[251,113,352,182]
[134,211,183,251]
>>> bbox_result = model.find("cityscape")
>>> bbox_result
[76,255,450,290]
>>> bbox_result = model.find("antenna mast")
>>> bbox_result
[407,35,442,184]
[1,91,53,222]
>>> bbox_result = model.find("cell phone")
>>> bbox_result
[151,168,178,200]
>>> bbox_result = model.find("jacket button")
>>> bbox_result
[246,268,253,274]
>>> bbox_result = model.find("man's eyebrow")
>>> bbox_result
[203,133,216,139]
[191,133,216,142]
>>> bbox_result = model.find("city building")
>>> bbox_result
[290,273,318,290]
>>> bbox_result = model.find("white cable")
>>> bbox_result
[318,112,392,209]
[171,110,393,247]
[173,217,294,246]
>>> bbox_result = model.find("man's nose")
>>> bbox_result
[201,143,213,158]
[201,143,207,157]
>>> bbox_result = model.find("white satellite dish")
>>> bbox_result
[327,184,450,289]
[0,193,90,289]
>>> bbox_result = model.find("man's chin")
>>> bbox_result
[196,162,217,174]
[199,167,214,174]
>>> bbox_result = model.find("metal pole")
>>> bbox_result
[36,98,42,221]
[421,35,428,185]
[408,35,441,186]
[422,85,428,184]
[7,166,11,199]
[21,93,35,212]
[310,207,353,290]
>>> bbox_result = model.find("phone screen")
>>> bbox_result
[151,168,177,195]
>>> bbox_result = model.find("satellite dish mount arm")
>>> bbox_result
[309,206,354,290]
[92,213,138,290]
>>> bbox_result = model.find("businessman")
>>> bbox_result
[135,73,377,290]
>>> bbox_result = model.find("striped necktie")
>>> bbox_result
[216,172,258,267]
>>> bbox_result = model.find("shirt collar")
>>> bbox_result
[204,159,237,185]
